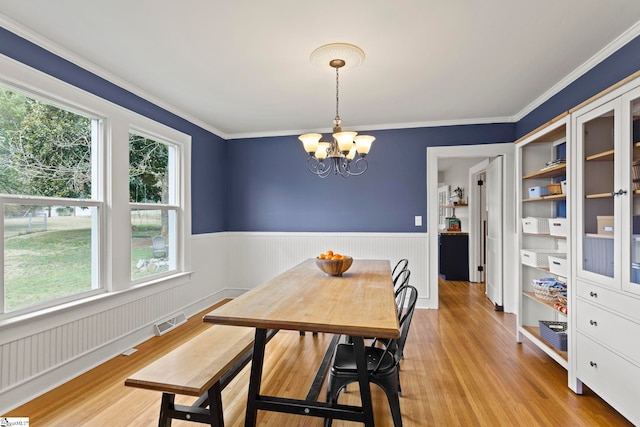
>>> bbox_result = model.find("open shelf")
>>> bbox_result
[523,232,566,239]
[521,326,568,364]
[523,194,566,202]
[523,291,566,310]
[522,163,566,180]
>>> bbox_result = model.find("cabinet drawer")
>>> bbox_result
[576,333,640,423]
[576,299,640,362]
[577,280,640,324]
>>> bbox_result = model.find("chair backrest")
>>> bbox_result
[372,284,418,373]
[394,284,418,364]
[393,268,410,290]
[152,236,165,248]
[391,259,409,282]
[393,269,410,319]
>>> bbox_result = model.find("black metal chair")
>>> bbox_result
[392,259,409,283]
[324,284,418,427]
[393,269,411,319]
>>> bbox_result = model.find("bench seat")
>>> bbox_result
[126,324,275,426]
[126,324,255,396]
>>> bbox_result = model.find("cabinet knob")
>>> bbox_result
[589,292,598,298]
[589,320,598,326]
[611,189,628,196]
[590,361,598,368]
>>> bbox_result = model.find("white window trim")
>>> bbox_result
[0,53,192,319]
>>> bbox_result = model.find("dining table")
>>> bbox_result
[203,258,400,426]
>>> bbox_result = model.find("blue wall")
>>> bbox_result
[0,27,228,234]
[2,26,640,233]
[227,125,514,232]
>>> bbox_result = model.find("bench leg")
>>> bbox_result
[159,392,175,427]
[157,385,224,427]
[207,381,224,427]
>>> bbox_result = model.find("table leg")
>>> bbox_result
[352,336,375,427]
[245,328,267,427]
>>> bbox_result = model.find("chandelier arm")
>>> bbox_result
[346,157,368,176]
[307,157,332,178]
[334,157,351,178]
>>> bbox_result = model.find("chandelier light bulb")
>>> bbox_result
[334,131,358,153]
[315,142,331,160]
[354,135,375,155]
[299,133,321,154]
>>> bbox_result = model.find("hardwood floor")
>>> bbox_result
[4,279,633,426]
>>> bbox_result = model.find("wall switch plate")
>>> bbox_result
[415,216,422,226]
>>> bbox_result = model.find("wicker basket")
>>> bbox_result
[533,284,561,300]
[557,293,567,304]
[547,183,562,195]
[532,279,566,300]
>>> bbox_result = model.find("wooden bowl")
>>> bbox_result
[316,256,353,277]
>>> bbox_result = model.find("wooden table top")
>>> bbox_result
[203,259,400,339]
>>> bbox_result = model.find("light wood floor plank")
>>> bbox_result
[4,279,633,426]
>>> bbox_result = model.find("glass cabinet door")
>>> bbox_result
[624,89,640,294]
[576,100,618,285]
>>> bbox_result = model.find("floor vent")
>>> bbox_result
[154,313,187,336]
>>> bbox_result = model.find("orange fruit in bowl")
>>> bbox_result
[326,250,334,257]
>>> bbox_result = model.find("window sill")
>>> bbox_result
[0,271,193,333]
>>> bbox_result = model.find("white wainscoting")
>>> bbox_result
[224,232,430,304]
[0,231,428,413]
[0,232,228,414]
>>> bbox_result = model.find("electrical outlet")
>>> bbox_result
[415,216,422,226]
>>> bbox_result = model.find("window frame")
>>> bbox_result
[0,54,192,320]
[128,127,183,283]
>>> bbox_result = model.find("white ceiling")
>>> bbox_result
[1,1,640,139]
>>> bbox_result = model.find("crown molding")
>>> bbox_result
[227,116,516,140]
[514,19,640,121]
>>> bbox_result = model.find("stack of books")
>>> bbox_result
[542,158,566,169]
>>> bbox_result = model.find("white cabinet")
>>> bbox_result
[515,116,574,380]
[571,75,640,425]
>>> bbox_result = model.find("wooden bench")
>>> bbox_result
[125,325,276,426]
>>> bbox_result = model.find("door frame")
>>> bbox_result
[427,143,515,310]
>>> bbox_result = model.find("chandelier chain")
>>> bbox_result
[335,66,340,122]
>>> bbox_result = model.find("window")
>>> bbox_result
[129,132,178,280]
[0,58,191,318]
[0,87,101,313]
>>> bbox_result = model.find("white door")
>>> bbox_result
[437,185,450,231]
[486,156,503,309]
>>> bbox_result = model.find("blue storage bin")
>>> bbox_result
[528,186,549,198]
[539,321,567,351]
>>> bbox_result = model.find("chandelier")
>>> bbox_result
[299,43,375,178]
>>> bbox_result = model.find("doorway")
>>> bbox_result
[427,143,516,311]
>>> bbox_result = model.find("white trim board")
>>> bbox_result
[427,143,516,312]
